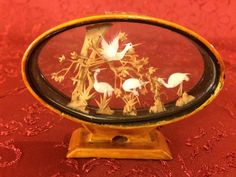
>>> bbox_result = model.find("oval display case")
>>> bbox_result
[22,14,224,160]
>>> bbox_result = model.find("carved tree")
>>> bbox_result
[67,24,112,112]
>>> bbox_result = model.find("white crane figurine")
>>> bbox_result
[100,33,133,62]
[93,68,114,97]
[122,78,148,96]
[157,72,190,96]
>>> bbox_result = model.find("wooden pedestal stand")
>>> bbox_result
[67,124,172,160]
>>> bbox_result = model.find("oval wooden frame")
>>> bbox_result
[22,14,225,129]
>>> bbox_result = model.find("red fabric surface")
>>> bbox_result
[0,0,236,176]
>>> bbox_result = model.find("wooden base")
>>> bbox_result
[67,126,172,160]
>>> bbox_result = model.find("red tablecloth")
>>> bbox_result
[0,0,236,176]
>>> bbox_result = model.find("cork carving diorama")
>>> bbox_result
[51,25,196,116]
[22,14,224,160]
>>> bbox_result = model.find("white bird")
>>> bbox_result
[122,78,148,96]
[157,72,190,96]
[101,34,133,61]
[93,68,114,97]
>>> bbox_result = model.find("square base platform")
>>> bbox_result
[67,127,172,160]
